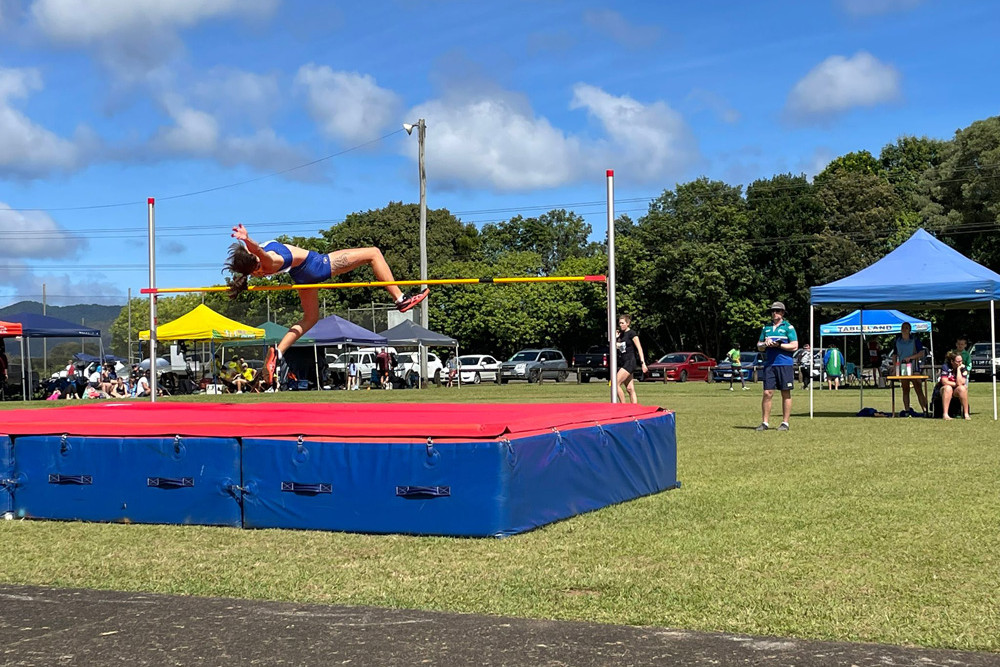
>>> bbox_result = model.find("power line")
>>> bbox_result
[1,130,405,213]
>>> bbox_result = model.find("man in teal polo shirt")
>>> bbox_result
[756,301,798,431]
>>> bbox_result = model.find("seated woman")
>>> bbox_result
[938,351,971,420]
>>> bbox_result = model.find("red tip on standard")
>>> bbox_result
[147,198,155,205]
[140,288,156,294]
[606,170,614,177]
[584,275,608,282]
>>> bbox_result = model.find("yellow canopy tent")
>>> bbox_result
[139,304,265,341]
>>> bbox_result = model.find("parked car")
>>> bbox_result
[456,354,501,384]
[969,342,1000,382]
[711,351,764,383]
[572,345,609,383]
[500,348,569,383]
[645,351,716,382]
[395,351,444,385]
[327,347,399,386]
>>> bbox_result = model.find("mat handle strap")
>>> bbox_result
[147,476,194,488]
[281,481,331,494]
[48,474,92,485]
[396,485,451,498]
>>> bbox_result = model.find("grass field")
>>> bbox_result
[1,380,998,651]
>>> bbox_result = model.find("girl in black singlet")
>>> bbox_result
[615,314,648,404]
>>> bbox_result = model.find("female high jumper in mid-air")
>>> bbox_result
[225,223,428,384]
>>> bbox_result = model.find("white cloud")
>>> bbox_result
[838,0,923,17]
[407,95,583,191]
[30,0,277,78]
[190,68,281,126]
[295,65,402,143]
[785,51,901,121]
[404,84,698,191]
[583,9,659,49]
[153,104,219,155]
[0,203,82,258]
[31,0,274,43]
[685,89,741,124]
[0,66,85,178]
[570,84,699,183]
[799,146,835,179]
[150,100,315,177]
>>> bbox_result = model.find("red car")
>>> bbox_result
[645,351,716,382]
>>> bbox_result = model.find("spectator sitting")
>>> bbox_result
[135,371,152,397]
[110,376,129,399]
[233,362,260,394]
[937,351,971,420]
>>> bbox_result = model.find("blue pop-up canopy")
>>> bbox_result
[291,315,386,389]
[811,229,1000,309]
[810,229,1000,419]
[2,312,103,400]
[819,310,931,336]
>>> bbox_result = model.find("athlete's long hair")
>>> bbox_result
[223,242,258,300]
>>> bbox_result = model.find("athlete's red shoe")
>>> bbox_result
[264,346,278,385]
[396,288,429,313]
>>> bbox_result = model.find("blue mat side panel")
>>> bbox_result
[241,438,507,536]
[502,412,678,536]
[1,436,11,515]
[12,436,242,526]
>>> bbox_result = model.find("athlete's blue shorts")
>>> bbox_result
[763,365,795,391]
[289,251,331,284]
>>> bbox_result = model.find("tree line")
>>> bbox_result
[110,115,1000,362]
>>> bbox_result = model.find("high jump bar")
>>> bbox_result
[140,275,607,295]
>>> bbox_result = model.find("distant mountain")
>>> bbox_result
[0,301,124,355]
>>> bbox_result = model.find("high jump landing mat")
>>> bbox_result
[0,402,678,537]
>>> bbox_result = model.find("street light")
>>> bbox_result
[404,119,429,385]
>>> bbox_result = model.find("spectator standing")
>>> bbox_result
[725,344,748,391]
[347,359,359,390]
[891,322,928,416]
[793,343,813,389]
[824,343,844,390]
[446,356,458,387]
[376,348,391,389]
[756,302,798,432]
[614,314,648,404]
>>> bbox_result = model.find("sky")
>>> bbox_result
[0,0,997,308]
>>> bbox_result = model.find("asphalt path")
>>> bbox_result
[1,585,998,666]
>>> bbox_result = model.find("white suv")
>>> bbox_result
[395,352,444,384]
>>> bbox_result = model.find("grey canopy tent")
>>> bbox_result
[810,229,1000,419]
[1,312,102,400]
[378,319,459,386]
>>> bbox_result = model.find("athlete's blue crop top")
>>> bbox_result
[262,241,293,273]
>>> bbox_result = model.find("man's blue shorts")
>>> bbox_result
[763,365,795,391]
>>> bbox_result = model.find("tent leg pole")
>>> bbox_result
[992,300,997,421]
[809,306,814,418]
[859,312,864,412]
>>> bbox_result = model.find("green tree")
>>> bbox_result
[633,178,752,356]
[745,174,824,321]
[481,209,601,274]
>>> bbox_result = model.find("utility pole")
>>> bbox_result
[42,283,47,376]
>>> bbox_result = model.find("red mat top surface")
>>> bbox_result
[0,402,665,440]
